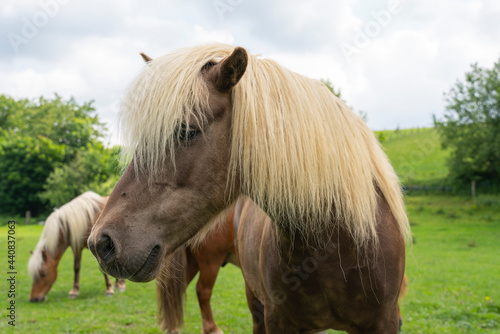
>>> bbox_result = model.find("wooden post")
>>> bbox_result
[471,180,476,198]
[25,210,31,225]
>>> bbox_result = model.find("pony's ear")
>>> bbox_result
[30,250,33,255]
[41,250,47,262]
[140,52,153,63]
[212,47,248,93]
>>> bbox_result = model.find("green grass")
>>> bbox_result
[1,194,499,333]
[377,128,450,185]
[402,195,500,333]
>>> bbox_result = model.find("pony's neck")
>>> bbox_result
[46,231,71,262]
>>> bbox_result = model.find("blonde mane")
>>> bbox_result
[28,191,106,279]
[119,43,410,249]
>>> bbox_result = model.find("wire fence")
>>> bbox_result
[403,180,500,197]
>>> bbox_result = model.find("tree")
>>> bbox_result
[321,79,344,99]
[434,57,500,184]
[0,95,116,216]
[0,134,65,215]
[39,144,121,207]
[0,94,106,161]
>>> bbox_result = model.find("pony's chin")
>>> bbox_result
[29,296,46,302]
[127,245,163,283]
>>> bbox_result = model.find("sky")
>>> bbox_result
[1,0,499,145]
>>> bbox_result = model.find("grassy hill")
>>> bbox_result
[377,127,450,187]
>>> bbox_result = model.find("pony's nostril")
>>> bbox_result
[96,234,116,264]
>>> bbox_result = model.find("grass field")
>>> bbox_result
[1,194,499,333]
[1,127,499,333]
[402,195,500,333]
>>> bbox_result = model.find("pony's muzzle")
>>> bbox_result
[88,229,127,279]
[88,228,163,282]
[88,231,118,266]
[94,233,117,264]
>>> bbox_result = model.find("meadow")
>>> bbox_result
[1,194,499,333]
[1,128,499,333]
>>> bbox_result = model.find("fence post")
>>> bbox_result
[25,210,31,225]
[471,180,476,198]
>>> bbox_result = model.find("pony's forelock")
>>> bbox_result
[118,44,237,177]
[118,43,410,251]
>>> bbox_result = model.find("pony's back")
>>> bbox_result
[28,191,106,279]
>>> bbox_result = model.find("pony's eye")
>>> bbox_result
[177,124,200,142]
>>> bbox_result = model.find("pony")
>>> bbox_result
[234,195,409,333]
[88,44,410,333]
[156,204,238,334]
[156,198,409,333]
[28,191,126,302]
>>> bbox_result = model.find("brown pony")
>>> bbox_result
[88,44,410,333]
[156,200,409,333]
[28,191,125,302]
[156,197,408,334]
[234,196,409,333]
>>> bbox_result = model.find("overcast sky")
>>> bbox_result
[1,0,499,145]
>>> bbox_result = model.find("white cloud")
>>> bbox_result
[192,25,235,45]
[0,0,499,144]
